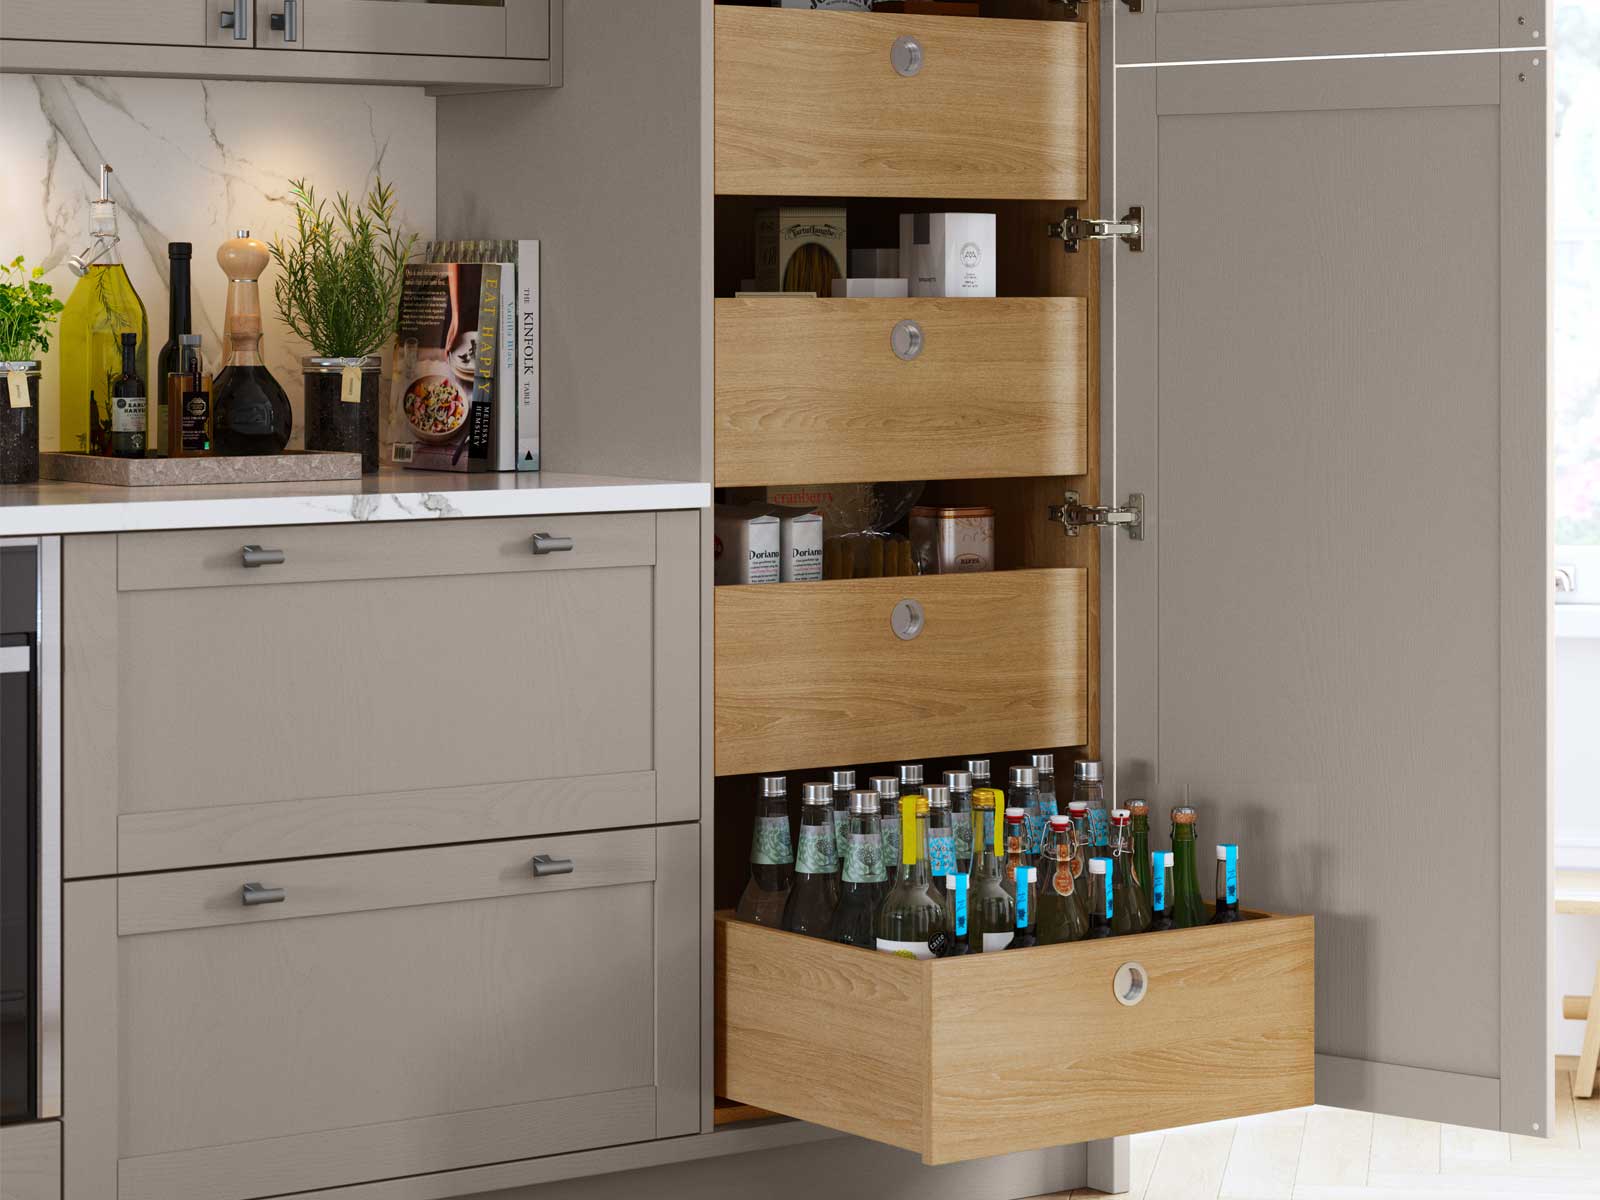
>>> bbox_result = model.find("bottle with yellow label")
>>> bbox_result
[875,796,946,959]
[966,788,1016,953]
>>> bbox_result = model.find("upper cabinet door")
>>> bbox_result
[1108,7,1551,1138]
[1,0,211,46]
[296,0,550,59]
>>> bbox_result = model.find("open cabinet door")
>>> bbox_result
[1105,7,1552,1136]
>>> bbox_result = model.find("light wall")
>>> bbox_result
[1556,627,1600,1057]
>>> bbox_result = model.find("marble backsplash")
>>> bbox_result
[1,74,437,451]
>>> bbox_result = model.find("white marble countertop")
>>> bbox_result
[0,470,711,536]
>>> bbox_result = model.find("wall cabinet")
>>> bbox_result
[0,0,556,89]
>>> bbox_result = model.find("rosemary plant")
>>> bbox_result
[0,256,65,361]
[269,178,417,359]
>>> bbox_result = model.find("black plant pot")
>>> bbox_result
[303,357,381,474]
[0,363,41,485]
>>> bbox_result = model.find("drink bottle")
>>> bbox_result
[1128,798,1153,910]
[735,775,792,926]
[1008,866,1038,948]
[875,797,947,959]
[831,791,890,947]
[925,785,957,900]
[830,769,855,869]
[1210,843,1242,924]
[870,776,902,874]
[782,783,839,937]
[1029,753,1060,848]
[1109,808,1154,935]
[1037,817,1088,944]
[942,769,975,875]
[1009,765,1045,859]
[1149,850,1176,931]
[1072,761,1109,860]
[1067,800,1090,891]
[966,790,1015,953]
[1001,807,1037,932]
[1170,805,1207,929]
[1085,857,1114,939]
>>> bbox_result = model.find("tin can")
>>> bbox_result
[909,505,995,574]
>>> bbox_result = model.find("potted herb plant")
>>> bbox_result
[270,178,416,473]
[0,256,65,485]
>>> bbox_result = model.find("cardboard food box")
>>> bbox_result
[756,207,848,294]
[714,503,782,585]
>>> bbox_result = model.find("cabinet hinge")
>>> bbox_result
[1049,492,1145,541]
[1048,206,1144,254]
[1122,0,1144,12]
[1054,0,1083,18]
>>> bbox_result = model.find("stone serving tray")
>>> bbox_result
[40,450,362,487]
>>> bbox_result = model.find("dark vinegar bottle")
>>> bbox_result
[213,232,291,455]
[155,241,192,456]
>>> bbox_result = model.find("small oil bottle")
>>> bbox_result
[166,334,213,457]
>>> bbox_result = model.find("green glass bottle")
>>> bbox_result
[1170,805,1207,928]
[870,776,902,874]
[59,164,147,455]
[782,783,839,937]
[943,769,976,876]
[966,789,1015,953]
[831,790,889,947]
[1128,799,1153,911]
[1109,809,1153,935]
[735,775,792,927]
[1149,850,1176,931]
[875,797,947,959]
[1210,843,1242,924]
[1037,815,1088,944]
[830,769,855,871]
[1085,857,1114,939]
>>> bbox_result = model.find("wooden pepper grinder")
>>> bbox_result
[212,230,292,455]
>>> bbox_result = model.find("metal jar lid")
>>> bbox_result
[802,782,833,805]
[302,355,382,373]
[1009,765,1038,788]
[758,775,787,798]
[910,505,996,519]
[1073,760,1104,782]
[831,769,856,790]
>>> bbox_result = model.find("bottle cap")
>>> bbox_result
[1088,858,1109,875]
[831,769,855,790]
[1217,843,1238,860]
[972,788,998,810]
[1172,805,1198,825]
[1163,851,1175,866]
[758,775,786,798]
[1128,799,1149,817]
[802,782,832,804]
[943,769,972,791]
[1073,760,1104,782]
[1030,752,1055,773]
[898,763,924,786]
[1111,808,1131,823]
[1049,814,1071,829]
[1009,765,1038,788]
[965,758,991,779]
[120,331,137,347]
[924,784,950,807]
[849,790,879,815]
[168,242,192,259]
[1068,800,1088,814]
[870,776,899,798]
[1004,807,1026,821]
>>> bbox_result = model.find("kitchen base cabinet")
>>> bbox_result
[0,1122,61,1200]
[62,826,701,1200]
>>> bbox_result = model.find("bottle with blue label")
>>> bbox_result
[1085,857,1114,939]
[1007,866,1038,949]
[831,791,890,947]
[782,783,839,938]
[944,871,972,956]
[1010,764,1047,859]
[1210,843,1242,924]
[1037,816,1089,944]
[735,775,793,927]
[1030,752,1061,838]
[924,786,958,901]
[1072,760,1110,859]
[966,790,1016,953]
[943,769,976,875]
[1149,850,1176,931]
[1109,808,1154,935]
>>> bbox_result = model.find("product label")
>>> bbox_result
[1223,845,1238,905]
[982,931,1014,953]
[1152,852,1166,912]
[950,874,968,937]
[341,363,362,404]
[7,371,29,409]
[928,833,957,878]
[832,808,850,864]
[875,938,938,960]
[1102,875,1114,920]
[181,389,210,452]
[1014,866,1033,928]
[951,810,973,862]
[1052,859,1075,896]
[795,824,835,874]
[749,816,793,866]
[1088,807,1110,850]
[112,393,146,433]
[880,818,902,872]
[843,832,887,885]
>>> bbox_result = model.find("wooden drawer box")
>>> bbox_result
[715,569,1086,777]
[715,911,1315,1165]
[65,827,700,1200]
[715,297,1089,488]
[715,7,1088,199]
[64,512,700,875]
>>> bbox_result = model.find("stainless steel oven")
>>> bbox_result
[1,536,60,1124]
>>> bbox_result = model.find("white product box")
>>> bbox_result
[767,505,825,582]
[899,212,997,298]
[831,278,911,298]
[714,504,781,585]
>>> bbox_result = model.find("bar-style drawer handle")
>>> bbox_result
[531,854,574,877]
[240,545,286,568]
[530,533,574,556]
[241,882,286,906]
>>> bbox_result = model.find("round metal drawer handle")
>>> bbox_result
[1113,961,1149,1007]
[891,35,923,77]
[891,319,924,362]
[890,598,925,641]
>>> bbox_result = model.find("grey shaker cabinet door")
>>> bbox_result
[295,0,550,59]
[1107,42,1549,1132]
[64,511,701,874]
[63,825,701,1200]
[0,0,207,46]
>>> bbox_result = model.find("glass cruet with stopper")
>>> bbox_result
[1072,760,1109,860]
[1170,805,1208,928]
[1210,843,1242,924]
[1085,857,1114,939]
[870,776,902,874]
[1149,850,1176,931]
[831,790,890,947]
[212,230,292,455]
[782,783,839,937]
[1037,814,1088,944]
[830,769,855,870]
[943,769,976,875]
[967,789,1016,953]
[875,796,947,959]
[1010,765,1045,860]
[735,775,792,926]
[1109,809,1154,935]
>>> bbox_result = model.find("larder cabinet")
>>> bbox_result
[709,0,1551,1162]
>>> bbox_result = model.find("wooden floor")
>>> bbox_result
[1063,1060,1600,1200]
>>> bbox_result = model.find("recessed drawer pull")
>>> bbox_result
[891,34,923,77]
[891,598,925,641]
[531,854,575,877]
[241,882,286,906]
[891,319,924,362]
[240,545,286,568]
[530,533,575,556]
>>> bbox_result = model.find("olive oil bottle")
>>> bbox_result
[59,164,147,454]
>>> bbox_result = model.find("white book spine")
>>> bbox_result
[496,260,517,471]
[516,240,541,472]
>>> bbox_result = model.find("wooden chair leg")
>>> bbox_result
[1575,962,1600,1100]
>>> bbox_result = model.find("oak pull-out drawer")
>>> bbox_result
[715,569,1086,777]
[715,7,1088,199]
[715,911,1315,1165]
[65,827,702,1200]
[64,512,701,875]
[715,297,1089,488]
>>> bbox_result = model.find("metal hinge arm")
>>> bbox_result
[1048,206,1144,254]
[1049,492,1145,541]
